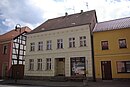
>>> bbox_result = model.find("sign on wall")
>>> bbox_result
[71,57,86,76]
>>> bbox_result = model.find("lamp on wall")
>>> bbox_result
[15,24,22,65]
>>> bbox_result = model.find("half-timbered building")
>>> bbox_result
[0,26,31,79]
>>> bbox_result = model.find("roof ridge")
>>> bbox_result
[48,10,95,20]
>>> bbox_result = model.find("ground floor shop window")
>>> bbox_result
[71,57,86,76]
[117,61,130,73]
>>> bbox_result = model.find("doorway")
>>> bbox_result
[55,58,65,76]
[2,63,7,79]
[101,61,112,80]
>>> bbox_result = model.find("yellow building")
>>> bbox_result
[93,17,130,80]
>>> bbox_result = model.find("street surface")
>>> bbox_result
[0,79,130,87]
[0,84,43,87]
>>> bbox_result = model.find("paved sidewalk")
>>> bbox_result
[0,79,130,87]
[0,79,83,87]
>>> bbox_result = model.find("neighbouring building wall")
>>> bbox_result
[25,25,93,79]
[0,41,12,78]
[94,28,130,80]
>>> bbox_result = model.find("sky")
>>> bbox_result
[0,0,130,34]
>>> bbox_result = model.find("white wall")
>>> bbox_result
[24,24,93,77]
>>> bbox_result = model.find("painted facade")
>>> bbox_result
[93,18,130,80]
[0,27,31,79]
[24,10,97,80]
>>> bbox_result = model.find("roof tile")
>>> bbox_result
[0,26,31,42]
[29,10,97,34]
[93,17,130,32]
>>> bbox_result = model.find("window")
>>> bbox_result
[117,61,130,73]
[46,58,51,70]
[30,42,35,51]
[119,39,127,48]
[38,41,43,51]
[71,57,86,76]
[57,39,63,49]
[3,45,7,54]
[29,59,34,70]
[80,36,86,47]
[46,40,52,50]
[101,41,109,50]
[37,59,42,70]
[69,37,75,48]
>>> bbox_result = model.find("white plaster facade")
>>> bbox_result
[24,25,93,78]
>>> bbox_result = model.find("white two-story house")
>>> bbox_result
[24,10,97,81]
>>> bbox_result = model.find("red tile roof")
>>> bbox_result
[0,26,31,42]
[93,17,130,32]
[28,10,97,34]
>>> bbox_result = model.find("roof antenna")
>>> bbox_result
[64,0,75,14]
[72,6,75,13]
[86,2,89,10]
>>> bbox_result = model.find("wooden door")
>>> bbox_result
[12,64,24,79]
[2,63,7,78]
[101,61,112,80]
[57,58,65,76]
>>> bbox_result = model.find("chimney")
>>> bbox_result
[80,10,83,13]
[65,12,68,16]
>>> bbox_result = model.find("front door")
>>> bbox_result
[2,63,7,79]
[56,58,65,76]
[101,61,112,80]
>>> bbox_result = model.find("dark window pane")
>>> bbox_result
[119,39,127,48]
[101,41,109,50]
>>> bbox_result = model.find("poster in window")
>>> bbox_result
[119,39,127,48]
[71,57,85,76]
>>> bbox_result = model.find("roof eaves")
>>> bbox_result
[27,23,91,35]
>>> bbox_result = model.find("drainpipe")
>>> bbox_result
[89,25,96,82]
[91,33,96,82]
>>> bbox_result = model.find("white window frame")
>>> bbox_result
[80,36,87,47]
[46,58,51,70]
[69,37,75,48]
[37,59,42,70]
[29,59,34,70]
[30,42,35,51]
[57,39,63,49]
[3,45,7,54]
[38,41,43,51]
[117,61,130,73]
[46,40,52,50]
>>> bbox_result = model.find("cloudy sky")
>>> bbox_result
[0,0,130,34]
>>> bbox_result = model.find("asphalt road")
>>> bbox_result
[0,84,44,87]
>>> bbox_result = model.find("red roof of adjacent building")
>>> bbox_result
[93,17,130,32]
[0,26,31,42]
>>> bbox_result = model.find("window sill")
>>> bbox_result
[79,46,87,47]
[45,69,52,71]
[68,47,76,48]
[117,72,130,73]
[46,49,52,50]
[28,70,34,71]
[102,49,109,50]
[3,53,7,55]
[57,48,64,49]
[119,47,127,49]
[30,51,35,52]
[37,70,43,71]
[37,50,43,51]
